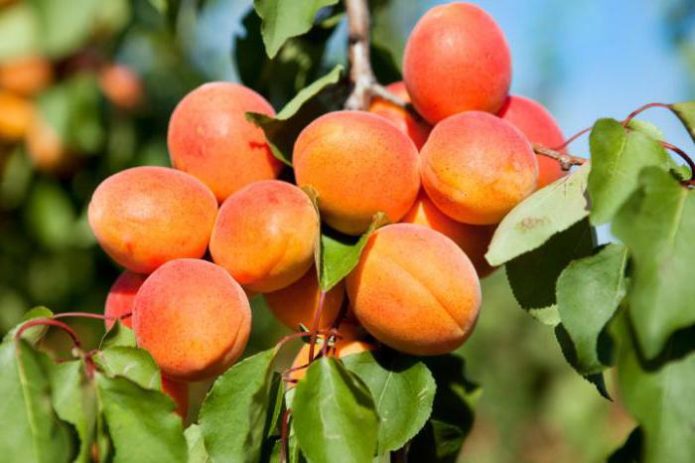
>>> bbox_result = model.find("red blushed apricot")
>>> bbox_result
[99,64,143,110]
[210,180,318,293]
[403,2,511,123]
[0,55,53,97]
[133,259,251,381]
[161,376,189,419]
[368,81,431,149]
[402,192,496,277]
[346,224,481,356]
[293,111,420,235]
[104,271,147,330]
[88,166,218,274]
[498,95,567,188]
[167,82,281,202]
[0,90,33,141]
[421,111,538,225]
[264,267,345,330]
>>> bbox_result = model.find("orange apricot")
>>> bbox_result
[88,166,218,274]
[0,55,53,97]
[346,223,481,356]
[167,82,281,202]
[421,111,537,225]
[0,90,33,141]
[402,192,496,277]
[264,267,345,330]
[498,95,567,188]
[368,81,431,149]
[210,180,318,293]
[99,64,143,110]
[403,2,511,123]
[25,113,71,173]
[104,271,147,330]
[293,111,420,235]
[133,258,251,381]
[161,376,189,419]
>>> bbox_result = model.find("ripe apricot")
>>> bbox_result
[133,258,251,381]
[402,192,496,277]
[421,111,537,225]
[99,64,143,110]
[499,95,567,188]
[403,2,511,123]
[0,90,33,141]
[0,55,53,97]
[104,271,147,330]
[88,166,218,274]
[264,267,345,330]
[368,81,431,149]
[210,180,318,293]
[346,223,481,356]
[161,376,189,419]
[168,82,281,202]
[293,111,420,235]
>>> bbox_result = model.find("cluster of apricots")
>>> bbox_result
[89,2,566,416]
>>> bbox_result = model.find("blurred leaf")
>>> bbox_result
[100,321,136,350]
[607,427,642,463]
[0,147,33,210]
[247,64,344,165]
[184,424,210,463]
[25,180,77,250]
[31,0,102,59]
[613,167,695,359]
[486,164,590,266]
[293,357,378,463]
[318,212,389,291]
[0,4,39,62]
[671,101,695,144]
[253,0,340,58]
[94,346,161,390]
[95,374,187,463]
[4,306,54,343]
[200,349,278,463]
[556,244,628,375]
[588,118,671,225]
[506,219,595,320]
[343,351,435,453]
[370,42,402,84]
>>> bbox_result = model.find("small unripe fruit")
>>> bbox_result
[133,259,251,381]
[368,81,431,149]
[210,180,319,293]
[498,95,567,188]
[168,82,281,202]
[161,376,189,419]
[88,166,218,274]
[403,2,511,123]
[347,224,481,356]
[421,111,537,225]
[104,271,147,330]
[294,111,420,235]
[0,55,53,97]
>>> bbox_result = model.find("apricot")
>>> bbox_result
[133,258,251,381]
[264,267,345,330]
[499,95,566,188]
[210,180,318,293]
[421,111,537,225]
[88,166,218,274]
[368,81,431,149]
[346,223,481,355]
[25,114,71,173]
[293,111,420,235]
[99,64,143,110]
[161,376,189,419]
[168,82,281,202]
[403,2,511,123]
[104,271,147,330]
[0,90,33,141]
[402,192,496,277]
[0,55,53,97]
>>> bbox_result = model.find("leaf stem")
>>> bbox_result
[14,318,82,350]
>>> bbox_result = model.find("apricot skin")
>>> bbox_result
[498,95,567,188]
[88,166,218,274]
[421,111,538,225]
[168,82,281,202]
[265,267,345,330]
[293,111,420,235]
[161,377,189,419]
[210,180,319,293]
[133,259,251,381]
[99,64,143,110]
[25,114,70,173]
[104,271,147,330]
[403,2,511,123]
[346,223,481,356]
[368,81,431,149]
[0,56,53,97]
[402,192,496,277]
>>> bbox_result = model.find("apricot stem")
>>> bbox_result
[307,291,327,362]
[532,143,586,170]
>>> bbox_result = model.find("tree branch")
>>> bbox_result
[532,143,587,170]
[344,0,376,110]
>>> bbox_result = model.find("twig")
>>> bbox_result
[532,144,587,170]
[344,0,375,110]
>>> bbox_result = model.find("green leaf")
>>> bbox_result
[93,347,161,390]
[0,4,39,62]
[5,306,54,344]
[671,101,695,144]
[556,244,628,375]
[0,340,72,463]
[613,167,695,359]
[588,118,671,225]
[25,180,78,250]
[184,425,210,463]
[253,0,339,58]
[95,374,187,463]
[200,349,278,463]
[318,212,390,291]
[343,351,436,453]
[31,0,102,59]
[99,321,136,350]
[486,163,590,266]
[246,65,345,166]
[506,219,595,321]
[293,357,379,463]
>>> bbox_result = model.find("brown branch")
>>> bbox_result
[344,0,376,110]
[533,143,587,170]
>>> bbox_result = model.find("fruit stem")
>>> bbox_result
[532,143,587,170]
